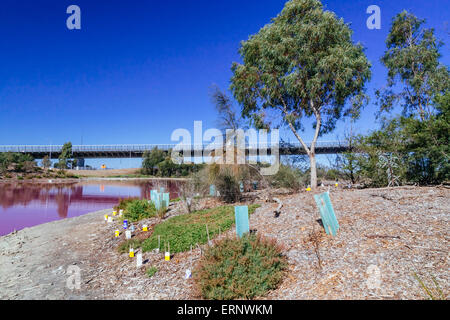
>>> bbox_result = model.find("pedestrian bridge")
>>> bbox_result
[0,141,350,159]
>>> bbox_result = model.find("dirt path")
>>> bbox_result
[0,209,109,299]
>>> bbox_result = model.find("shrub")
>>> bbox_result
[194,234,288,300]
[113,197,139,212]
[142,204,260,254]
[216,169,241,203]
[269,164,302,190]
[124,199,157,222]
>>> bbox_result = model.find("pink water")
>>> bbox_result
[0,180,182,236]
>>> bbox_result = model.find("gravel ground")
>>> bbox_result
[0,186,448,300]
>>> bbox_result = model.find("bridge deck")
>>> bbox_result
[0,142,350,159]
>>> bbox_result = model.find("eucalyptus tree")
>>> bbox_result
[230,0,371,189]
[377,11,450,121]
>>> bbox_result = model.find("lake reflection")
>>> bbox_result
[0,179,183,236]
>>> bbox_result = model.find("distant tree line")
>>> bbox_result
[141,147,204,177]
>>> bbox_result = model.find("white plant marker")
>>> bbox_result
[136,253,143,268]
[185,244,193,279]
[125,230,131,239]
[107,216,113,223]
[156,235,160,253]
[119,209,123,217]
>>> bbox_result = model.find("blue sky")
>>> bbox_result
[0,0,448,168]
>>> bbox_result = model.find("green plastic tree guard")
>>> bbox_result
[234,206,249,238]
[313,192,340,236]
[209,185,216,197]
[163,193,170,208]
[150,190,157,204]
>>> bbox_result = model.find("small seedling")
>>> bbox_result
[146,266,157,278]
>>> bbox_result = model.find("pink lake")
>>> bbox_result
[0,180,183,236]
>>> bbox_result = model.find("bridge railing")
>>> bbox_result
[0,141,349,154]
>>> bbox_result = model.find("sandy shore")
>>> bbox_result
[0,186,448,300]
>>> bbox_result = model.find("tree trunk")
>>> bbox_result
[309,153,317,190]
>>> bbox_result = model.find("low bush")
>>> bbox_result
[124,199,157,222]
[194,234,288,300]
[142,204,260,253]
[215,169,241,203]
[114,197,139,212]
[269,164,303,190]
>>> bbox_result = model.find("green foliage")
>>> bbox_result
[141,147,203,177]
[377,11,449,121]
[413,272,445,300]
[142,204,260,254]
[113,197,139,212]
[357,11,450,186]
[146,266,158,278]
[230,0,371,189]
[117,238,144,254]
[269,164,302,190]
[41,156,52,169]
[215,168,241,203]
[58,142,72,169]
[124,199,157,222]
[0,152,36,175]
[194,234,288,300]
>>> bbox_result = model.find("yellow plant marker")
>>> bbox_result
[306,187,311,192]
[142,224,148,232]
[104,214,108,221]
[114,230,119,237]
[335,183,339,187]
[165,242,170,261]
[113,211,117,216]
[129,248,134,258]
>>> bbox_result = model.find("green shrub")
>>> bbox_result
[194,234,288,300]
[114,197,138,212]
[216,169,241,203]
[269,164,302,190]
[124,199,157,222]
[142,204,260,254]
